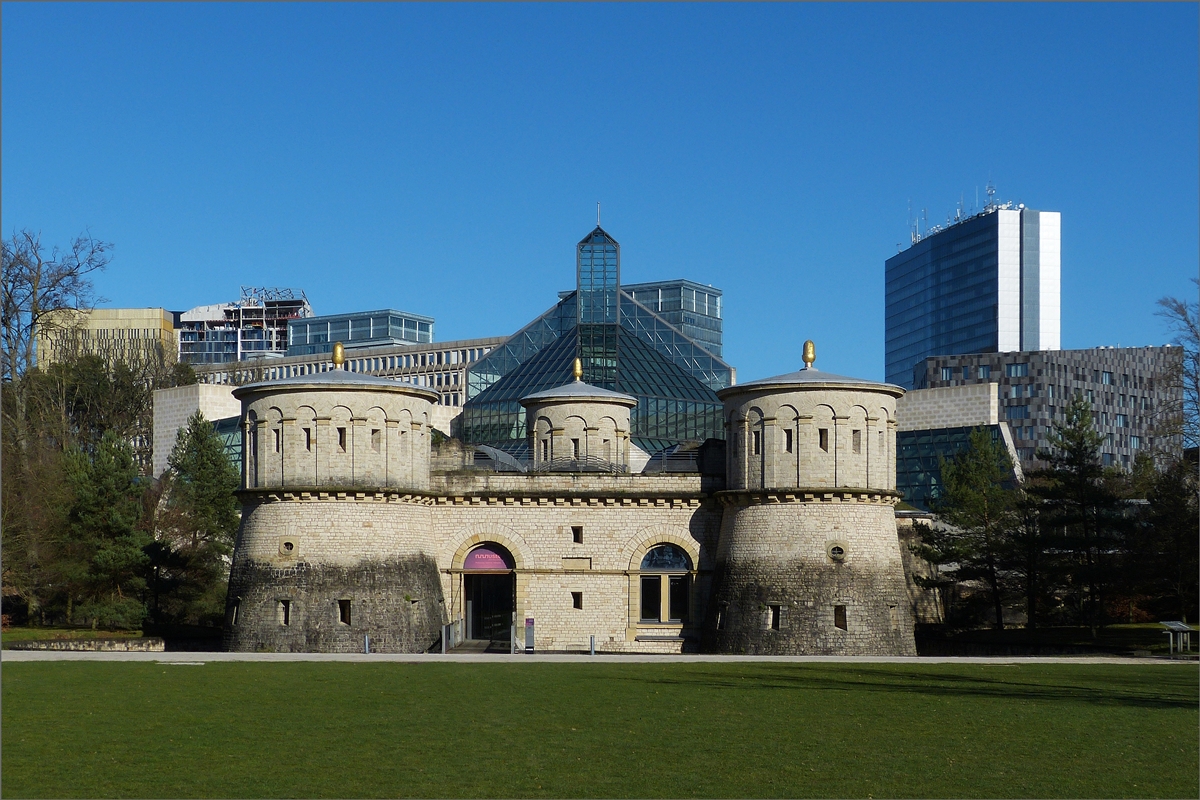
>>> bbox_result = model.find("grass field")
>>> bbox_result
[2,661,1196,798]
[1,626,143,645]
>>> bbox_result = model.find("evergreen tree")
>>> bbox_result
[63,430,150,628]
[1030,393,1127,636]
[1145,457,1199,623]
[156,410,241,624]
[914,427,1019,630]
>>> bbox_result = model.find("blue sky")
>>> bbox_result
[3,2,1197,382]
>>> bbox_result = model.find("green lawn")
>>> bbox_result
[1,627,143,646]
[2,661,1196,798]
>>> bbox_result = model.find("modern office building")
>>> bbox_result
[578,279,724,358]
[287,309,434,357]
[151,383,243,478]
[461,226,735,457]
[193,336,507,434]
[912,345,1183,470]
[178,286,313,365]
[35,307,178,370]
[885,200,1060,389]
[895,382,1020,511]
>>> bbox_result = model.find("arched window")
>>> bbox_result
[639,544,692,623]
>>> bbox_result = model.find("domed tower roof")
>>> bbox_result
[718,340,904,400]
[519,359,637,408]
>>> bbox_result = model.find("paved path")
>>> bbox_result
[4,650,1194,665]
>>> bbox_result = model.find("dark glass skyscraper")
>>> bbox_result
[461,226,734,456]
[885,204,1060,389]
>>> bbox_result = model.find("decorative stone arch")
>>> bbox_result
[442,524,536,630]
[849,404,871,488]
[562,415,587,459]
[295,405,318,486]
[622,525,704,631]
[621,525,703,572]
[266,406,284,486]
[812,403,837,487]
[777,403,800,487]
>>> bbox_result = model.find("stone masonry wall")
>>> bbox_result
[705,491,916,656]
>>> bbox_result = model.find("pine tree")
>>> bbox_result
[1030,393,1127,636]
[915,427,1019,630]
[157,410,241,623]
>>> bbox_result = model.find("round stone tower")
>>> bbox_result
[223,343,448,653]
[520,359,637,471]
[704,341,917,655]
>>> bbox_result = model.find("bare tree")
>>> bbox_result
[2,229,111,384]
[1156,278,1199,450]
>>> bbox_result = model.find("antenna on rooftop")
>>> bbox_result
[597,202,601,226]
[986,180,996,210]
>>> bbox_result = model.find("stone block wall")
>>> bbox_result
[705,490,916,656]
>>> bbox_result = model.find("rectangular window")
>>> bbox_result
[1123,373,1131,387]
[668,576,689,622]
[978,365,991,380]
[1006,363,1029,378]
[1011,384,1024,399]
[941,366,954,381]
[818,428,829,452]
[337,427,347,452]
[1131,435,1141,450]
[1119,394,1126,407]
[303,427,312,452]
[371,428,381,452]
[640,575,661,622]
[784,429,793,453]
[571,591,583,610]
[768,605,782,631]
[273,428,281,453]
[962,366,970,380]
[279,599,291,627]
[1006,405,1029,420]
[571,438,580,459]
[1116,414,1128,428]
[852,430,862,454]
[1102,371,1113,385]
[1086,390,1095,404]
[833,604,847,631]
[540,439,549,460]
[752,430,761,455]
[571,525,583,544]
[338,599,351,625]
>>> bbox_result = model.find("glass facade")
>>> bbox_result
[885,213,1003,389]
[625,280,723,358]
[461,226,734,456]
[287,309,433,356]
[896,425,1004,511]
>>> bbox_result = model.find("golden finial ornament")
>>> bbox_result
[802,340,816,369]
[332,342,345,369]
[573,357,583,381]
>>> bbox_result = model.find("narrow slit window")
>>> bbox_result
[304,427,312,452]
[784,429,793,453]
[833,604,847,631]
[540,439,549,461]
[852,430,862,454]
[571,525,583,544]
[571,592,583,610]
[752,430,761,455]
[279,599,291,627]
[818,428,829,452]
[231,599,240,626]
[571,438,580,459]
[768,605,781,631]
[337,427,347,452]
[371,428,381,452]
[273,428,281,453]
[338,599,352,625]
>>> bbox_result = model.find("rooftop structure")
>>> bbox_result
[35,307,177,371]
[463,226,735,456]
[885,194,1060,389]
[178,286,313,365]
[287,309,434,357]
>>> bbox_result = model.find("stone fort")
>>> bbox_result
[224,340,918,656]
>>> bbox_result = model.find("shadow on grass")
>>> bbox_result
[617,663,1199,710]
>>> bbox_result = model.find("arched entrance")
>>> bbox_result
[463,543,515,644]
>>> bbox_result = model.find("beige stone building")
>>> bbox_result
[224,346,917,656]
[36,307,177,370]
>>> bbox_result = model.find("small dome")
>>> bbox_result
[519,379,637,407]
[718,366,903,400]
